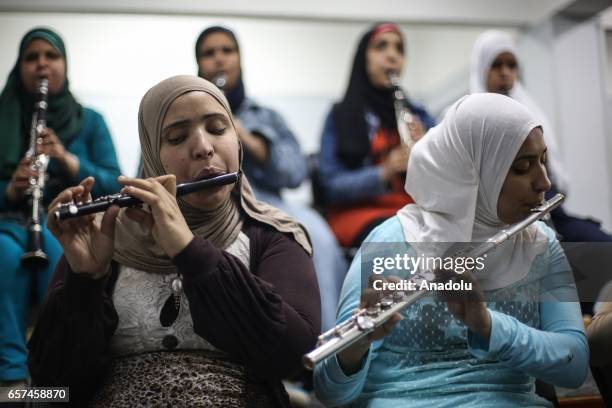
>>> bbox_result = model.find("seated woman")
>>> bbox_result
[318,22,435,248]
[314,93,588,407]
[470,30,612,243]
[0,27,121,386]
[195,25,347,332]
[28,75,320,407]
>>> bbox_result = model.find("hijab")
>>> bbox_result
[113,75,311,273]
[0,27,84,179]
[397,93,548,290]
[333,22,413,168]
[470,29,569,192]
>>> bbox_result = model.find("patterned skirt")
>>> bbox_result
[90,350,278,407]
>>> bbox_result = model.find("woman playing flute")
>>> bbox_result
[28,75,320,407]
[314,93,588,407]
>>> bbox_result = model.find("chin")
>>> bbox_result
[184,187,229,210]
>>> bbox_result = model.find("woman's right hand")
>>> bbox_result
[47,177,120,279]
[381,146,410,182]
[5,157,37,203]
[337,276,403,375]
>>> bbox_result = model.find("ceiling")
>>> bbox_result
[0,0,577,27]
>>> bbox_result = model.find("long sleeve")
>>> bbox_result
[0,179,12,211]
[314,248,375,406]
[468,233,589,389]
[28,258,118,405]
[318,111,389,204]
[72,109,121,197]
[238,103,307,192]
[173,223,320,380]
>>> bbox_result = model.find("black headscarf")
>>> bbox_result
[333,22,409,169]
[195,26,245,113]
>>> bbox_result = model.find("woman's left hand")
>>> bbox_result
[437,269,492,340]
[118,175,194,258]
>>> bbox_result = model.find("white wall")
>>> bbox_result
[0,12,498,177]
[1,10,610,228]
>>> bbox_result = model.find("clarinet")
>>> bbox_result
[21,78,50,268]
[389,72,417,148]
[54,172,241,221]
[302,193,565,370]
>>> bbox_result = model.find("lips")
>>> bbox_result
[526,201,544,209]
[193,167,225,182]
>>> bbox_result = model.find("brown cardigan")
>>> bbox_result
[28,219,321,407]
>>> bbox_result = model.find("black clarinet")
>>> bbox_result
[21,78,50,268]
[53,172,240,221]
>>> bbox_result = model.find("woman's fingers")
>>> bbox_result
[47,188,75,236]
[119,175,176,196]
[47,180,96,234]
[100,205,120,239]
[124,207,153,229]
[120,184,160,208]
[78,177,95,203]
[155,174,177,195]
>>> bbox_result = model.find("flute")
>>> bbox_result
[302,193,565,370]
[54,172,240,221]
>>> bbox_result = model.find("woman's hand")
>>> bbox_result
[47,177,119,279]
[408,116,426,143]
[337,275,403,375]
[381,146,409,182]
[436,269,491,339]
[233,119,269,164]
[6,157,37,203]
[37,128,80,177]
[118,175,194,258]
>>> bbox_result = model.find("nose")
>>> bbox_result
[386,48,400,64]
[533,163,552,194]
[191,127,214,160]
[36,55,49,69]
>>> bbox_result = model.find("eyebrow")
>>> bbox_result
[514,148,547,161]
[162,112,227,133]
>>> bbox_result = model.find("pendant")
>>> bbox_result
[170,275,183,310]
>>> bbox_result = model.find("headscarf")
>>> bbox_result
[195,26,245,113]
[113,75,311,273]
[470,29,569,192]
[397,93,548,290]
[333,22,415,169]
[0,27,84,179]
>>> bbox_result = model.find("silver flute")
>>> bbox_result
[303,193,565,370]
[389,72,417,149]
[21,78,50,268]
[53,172,240,221]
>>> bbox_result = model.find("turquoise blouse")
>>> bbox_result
[314,216,588,407]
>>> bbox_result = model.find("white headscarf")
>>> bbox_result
[470,30,569,192]
[397,93,548,290]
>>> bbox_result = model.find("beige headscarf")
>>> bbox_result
[113,75,312,273]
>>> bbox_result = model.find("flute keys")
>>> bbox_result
[379,298,394,309]
[68,204,78,215]
[356,315,374,331]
